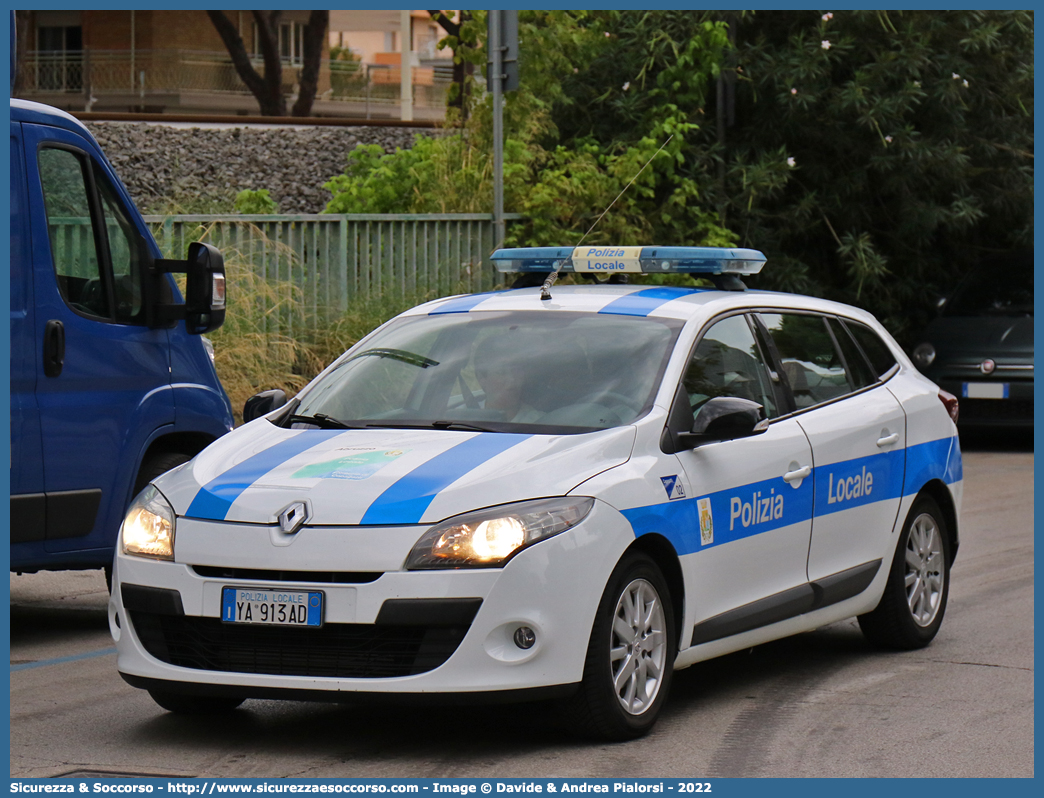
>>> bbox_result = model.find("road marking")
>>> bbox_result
[11,647,117,672]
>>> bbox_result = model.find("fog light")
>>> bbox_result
[513,626,536,650]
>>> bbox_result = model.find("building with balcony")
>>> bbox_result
[14,9,454,121]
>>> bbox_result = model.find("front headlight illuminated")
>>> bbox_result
[405,497,595,570]
[121,485,176,560]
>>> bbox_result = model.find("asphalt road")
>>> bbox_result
[9,442,1033,779]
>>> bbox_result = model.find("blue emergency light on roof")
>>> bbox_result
[491,246,767,276]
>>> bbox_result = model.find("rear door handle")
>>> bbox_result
[43,319,65,378]
[783,465,812,483]
[876,433,900,447]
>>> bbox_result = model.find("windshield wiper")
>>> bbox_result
[344,348,439,369]
[286,413,357,430]
[361,420,501,433]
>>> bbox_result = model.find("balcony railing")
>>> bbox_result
[20,49,454,115]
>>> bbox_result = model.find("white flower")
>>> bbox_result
[787,157,796,167]
[914,80,922,88]
[952,72,960,79]
[791,87,798,95]
[622,81,630,91]
[963,79,969,87]
[822,12,834,21]
[821,40,832,50]
[885,135,893,143]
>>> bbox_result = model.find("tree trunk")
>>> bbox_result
[207,10,286,116]
[291,10,329,117]
[427,10,473,120]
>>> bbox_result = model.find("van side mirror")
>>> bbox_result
[676,397,768,449]
[147,241,227,335]
[243,389,287,423]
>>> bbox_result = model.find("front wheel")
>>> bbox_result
[566,551,676,740]
[858,495,950,649]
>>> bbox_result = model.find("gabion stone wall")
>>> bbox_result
[86,122,425,214]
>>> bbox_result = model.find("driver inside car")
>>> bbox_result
[471,334,544,423]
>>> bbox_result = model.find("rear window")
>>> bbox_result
[843,321,897,380]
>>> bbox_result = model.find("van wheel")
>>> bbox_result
[858,495,950,649]
[134,451,193,496]
[148,689,244,715]
[566,551,676,740]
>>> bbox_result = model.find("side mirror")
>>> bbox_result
[243,389,287,423]
[677,396,768,449]
[183,242,226,334]
[148,241,227,335]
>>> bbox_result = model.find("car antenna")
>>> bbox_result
[540,135,674,301]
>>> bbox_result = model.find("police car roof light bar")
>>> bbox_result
[492,246,767,277]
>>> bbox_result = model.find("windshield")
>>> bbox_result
[945,260,1033,317]
[289,311,684,434]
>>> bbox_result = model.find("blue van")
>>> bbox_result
[9,99,234,580]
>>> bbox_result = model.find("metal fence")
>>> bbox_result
[141,214,522,335]
[22,50,453,116]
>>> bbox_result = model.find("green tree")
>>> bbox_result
[698,10,1033,339]
[324,11,735,251]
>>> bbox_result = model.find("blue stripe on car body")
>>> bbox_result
[360,433,532,524]
[597,286,703,317]
[428,291,515,315]
[185,430,346,520]
[624,435,960,557]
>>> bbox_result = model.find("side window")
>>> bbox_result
[759,313,851,409]
[682,314,779,419]
[826,318,875,389]
[844,321,898,380]
[38,147,110,319]
[38,147,144,324]
[97,176,143,321]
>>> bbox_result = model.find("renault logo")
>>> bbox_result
[278,501,310,534]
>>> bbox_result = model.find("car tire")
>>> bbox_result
[134,451,193,497]
[148,689,245,715]
[566,551,676,740]
[858,495,950,650]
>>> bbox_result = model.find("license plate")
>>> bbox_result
[221,587,323,627]
[962,382,1009,399]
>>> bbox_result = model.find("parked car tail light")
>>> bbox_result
[938,389,959,423]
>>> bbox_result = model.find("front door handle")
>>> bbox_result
[783,465,812,483]
[43,319,65,378]
[876,433,900,448]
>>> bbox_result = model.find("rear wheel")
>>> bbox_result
[134,451,193,496]
[858,495,950,649]
[148,689,244,715]
[566,551,676,740]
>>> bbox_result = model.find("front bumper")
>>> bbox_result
[110,500,635,697]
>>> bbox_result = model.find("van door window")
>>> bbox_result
[96,176,143,321]
[38,147,144,324]
[38,147,110,319]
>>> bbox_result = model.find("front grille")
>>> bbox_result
[129,611,470,678]
[190,566,383,584]
[960,398,1034,422]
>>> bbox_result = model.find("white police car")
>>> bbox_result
[110,246,962,740]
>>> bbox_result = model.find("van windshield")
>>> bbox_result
[288,311,683,434]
